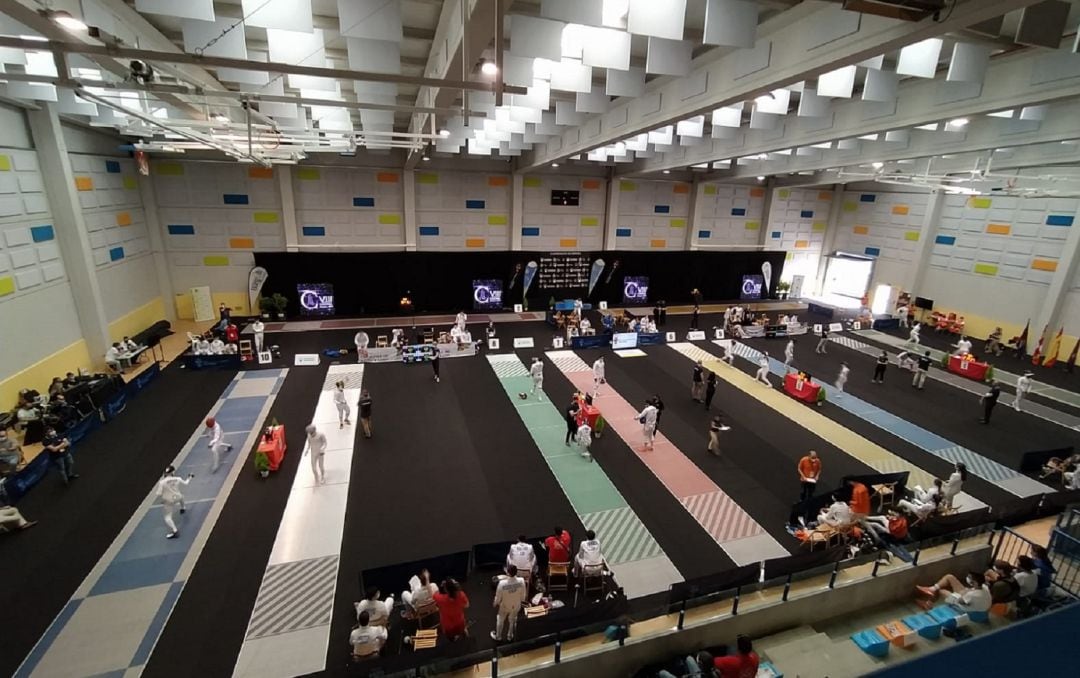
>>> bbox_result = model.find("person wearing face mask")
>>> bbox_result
[916,571,992,612]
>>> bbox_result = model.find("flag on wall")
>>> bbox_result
[1031,324,1048,365]
[1067,339,1079,372]
[1043,328,1064,367]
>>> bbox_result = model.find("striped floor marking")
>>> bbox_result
[669,342,987,511]
[234,364,364,678]
[487,353,681,597]
[545,350,789,566]
[729,340,1044,500]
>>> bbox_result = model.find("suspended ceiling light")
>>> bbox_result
[662,169,671,174]
[551,162,559,168]
[949,117,970,127]
[756,175,766,181]
[872,161,884,169]
[49,10,87,32]
[211,113,229,123]
[480,60,498,76]
[438,129,450,137]
[422,155,431,161]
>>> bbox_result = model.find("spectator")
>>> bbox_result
[1014,555,1039,599]
[544,526,572,563]
[48,377,64,397]
[402,569,438,612]
[862,509,908,545]
[0,429,24,473]
[105,342,123,372]
[349,611,386,658]
[354,586,394,627]
[42,427,78,486]
[818,495,853,529]
[1031,545,1055,594]
[574,529,606,577]
[985,560,1021,604]
[507,535,537,574]
[48,394,79,429]
[62,372,79,388]
[657,651,717,678]
[433,578,470,640]
[916,571,991,612]
[713,635,759,678]
[0,504,37,532]
[121,336,138,352]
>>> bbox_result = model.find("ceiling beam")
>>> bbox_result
[519,0,1046,171]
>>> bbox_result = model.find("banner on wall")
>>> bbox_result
[588,258,605,296]
[522,260,538,299]
[789,275,804,299]
[761,262,772,293]
[190,286,214,322]
[248,266,269,313]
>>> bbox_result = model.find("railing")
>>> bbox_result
[379,523,999,678]
[994,519,1080,599]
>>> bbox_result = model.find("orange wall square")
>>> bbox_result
[673,183,690,194]
[853,225,869,235]
[581,179,602,190]
[115,212,132,226]
[229,237,255,249]
[750,188,765,198]
[488,176,509,187]
[465,238,486,248]
[986,223,1011,235]
[559,238,578,248]
[74,176,94,191]
[376,172,399,183]
[891,205,910,215]
[248,167,274,179]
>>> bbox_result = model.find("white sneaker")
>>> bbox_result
[166,532,178,539]
[490,631,500,641]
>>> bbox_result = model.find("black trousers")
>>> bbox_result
[873,364,886,381]
[800,481,816,502]
[565,419,577,444]
[705,389,715,408]
[982,401,996,423]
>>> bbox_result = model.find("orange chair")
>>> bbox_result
[950,316,966,335]
[936,312,955,332]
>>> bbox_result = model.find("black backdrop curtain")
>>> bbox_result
[253,250,787,316]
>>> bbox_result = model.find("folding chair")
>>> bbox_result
[547,562,571,593]
[581,564,606,599]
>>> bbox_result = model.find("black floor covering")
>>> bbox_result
[0,364,237,678]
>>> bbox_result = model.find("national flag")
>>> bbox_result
[1043,327,1064,368]
[1067,338,1079,373]
[1031,324,1047,365]
[1016,320,1029,353]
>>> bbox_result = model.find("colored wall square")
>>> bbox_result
[168,224,195,235]
[559,238,578,248]
[253,212,279,223]
[154,162,184,176]
[522,227,540,236]
[670,218,686,228]
[248,166,274,179]
[582,179,602,190]
[1047,215,1075,227]
[986,223,1011,235]
[108,246,125,261]
[654,205,671,214]
[74,176,94,191]
[892,205,910,215]
[703,185,717,195]
[487,176,509,187]
[771,231,782,239]
[853,225,869,235]
[123,176,138,190]
[522,176,541,187]
[223,193,250,205]
[580,217,599,226]
[466,238,486,248]
[744,221,760,231]
[860,194,876,203]
[864,247,881,256]
[487,215,508,225]
[1031,259,1058,272]
[0,155,11,171]
[301,226,325,236]
[751,187,766,198]
[116,212,132,226]
[812,221,826,232]
[465,199,486,209]
[615,228,632,237]
[650,239,666,248]
[353,197,375,207]
[794,240,809,249]
[698,230,711,238]
[418,226,440,236]
[30,225,54,242]
[203,255,229,266]
[297,167,320,180]
[104,160,121,173]
[934,235,956,245]
[800,210,814,218]
[843,202,858,212]
[818,191,833,201]
[229,237,255,249]
[376,172,399,183]
[974,263,998,276]
[418,173,439,184]
[619,181,636,191]
[969,197,992,209]
[731,207,746,216]
[378,214,401,225]
[0,276,14,296]
[673,183,690,194]
[904,231,920,241]
[776,189,790,199]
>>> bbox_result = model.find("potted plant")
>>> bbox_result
[258,296,275,319]
[816,385,827,407]
[253,450,270,478]
[270,293,288,320]
[776,281,791,300]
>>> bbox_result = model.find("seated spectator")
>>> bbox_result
[507,535,537,574]
[104,342,123,372]
[121,336,138,352]
[1014,555,1039,599]
[713,635,759,678]
[47,394,80,429]
[862,509,908,545]
[402,569,438,612]
[818,495,853,529]
[18,388,43,406]
[16,402,41,430]
[62,372,79,388]
[574,529,606,577]
[544,526,572,564]
[0,504,37,532]
[916,571,992,612]
[48,377,65,397]
[210,336,226,354]
[1040,454,1080,479]
[657,651,717,678]
[0,429,24,473]
[897,485,942,520]
[349,611,386,658]
[985,560,1021,604]
[1031,545,1055,594]
[354,586,394,627]
[433,578,470,640]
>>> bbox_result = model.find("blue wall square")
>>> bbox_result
[30,224,54,242]
[104,160,121,173]
[418,226,440,236]
[800,210,814,218]
[615,228,632,237]
[1046,215,1074,227]
[521,227,540,236]
[109,246,125,261]
[167,224,195,235]
[864,246,881,256]
[654,205,671,214]
[860,194,877,203]
[771,231,782,239]
[223,194,249,205]
[934,235,956,245]
[301,226,325,236]
[697,230,710,239]
[731,208,746,216]
[352,197,375,207]
[465,199,485,209]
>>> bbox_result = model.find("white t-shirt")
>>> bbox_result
[349,625,387,654]
[1015,570,1038,598]
[950,585,991,613]
[354,598,392,625]
[822,501,852,527]
[252,321,264,334]
[576,423,592,446]
[105,346,120,362]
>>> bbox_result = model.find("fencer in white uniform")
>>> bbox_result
[953,336,973,356]
[909,323,922,345]
[574,530,605,577]
[784,339,795,371]
[755,354,772,386]
[576,420,593,461]
[333,381,351,428]
[506,536,537,574]
[573,298,583,320]
[530,358,545,400]
[305,424,327,484]
[1014,372,1033,411]
[835,363,850,392]
[492,566,528,642]
[205,416,233,473]
[579,317,592,334]
[637,401,658,450]
[592,357,605,396]
[155,465,192,539]
[252,319,265,352]
[720,342,736,366]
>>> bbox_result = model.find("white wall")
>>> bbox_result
[692,183,765,249]
[294,166,405,249]
[612,178,690,250]
[521,174,605,250]
[415,170,511,250]
[765,187,832,283]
